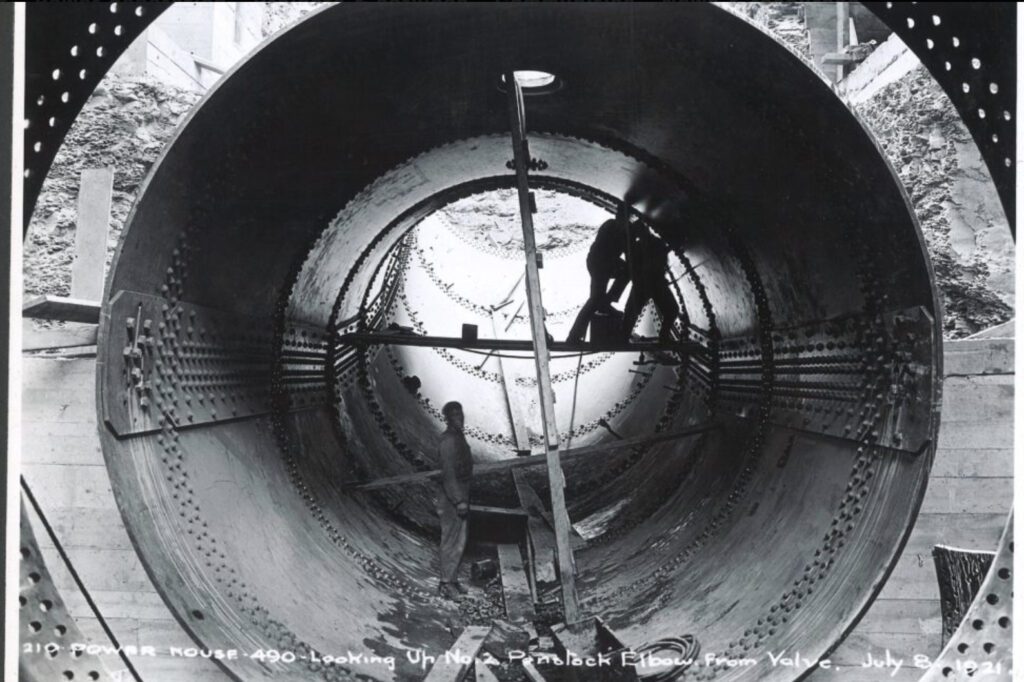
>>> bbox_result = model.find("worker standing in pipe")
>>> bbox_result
[622,224,679,342]
[565,202,632,343]
[436,401,474,599]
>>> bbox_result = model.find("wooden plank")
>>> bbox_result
[423,626,492,682]
[497,544,535,622]
[825,631,939,667]
[594,616,630,651]
[964,320,1014,340]
[804,666,925,682]
[23,387,100,422]
[900,513,1007,556]
[875,514,1006,602]
[469,504,528,519]
[23,295,101,323]
[22,464,118,510]
[919,478,1013,514]
[23,433,107,466]
[351,421,718,491]
[931,448,1013,478]
[27,507,134,551]
[336,330,698,355]
[510,469,585,549]
[75,616,200,650]
[474,659,501,682]
[512,470,558,584]
[32,546,156,594]
[883,559,979,602]
[853,599,942,635]
[835,1,849,79]
[521,658,547,682]
[939,376,1014,423]
[62,589,180,622]
[943,338,1013,375]
[936,421,1013,450]
[71,167,114,301]
[490,311,532,452]
[22,321,98,350]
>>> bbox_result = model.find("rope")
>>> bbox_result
[455,347,605,360]
[632,635,700,681]
[20,476,145,682]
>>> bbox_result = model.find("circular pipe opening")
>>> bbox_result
[97,6,941,681]
[499,70,564,95]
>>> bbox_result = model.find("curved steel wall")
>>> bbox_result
[96,5,942,680]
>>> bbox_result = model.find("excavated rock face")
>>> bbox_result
[261,2,328,39]
[856,64,1014,337]
[24,78,200,300]
[722,3,1014,338]
[720,2,812,60]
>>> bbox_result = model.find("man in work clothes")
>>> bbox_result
[622,225,679,342]
[436,401,474,599]
[565,202,632,343]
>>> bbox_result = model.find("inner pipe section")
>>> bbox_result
[97,5,941,681]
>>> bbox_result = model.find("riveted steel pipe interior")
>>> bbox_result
[97,5,941,681]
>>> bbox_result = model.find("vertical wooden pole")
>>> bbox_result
[503,71,580,621]
[835,2,849,81]
[71,167,114,301]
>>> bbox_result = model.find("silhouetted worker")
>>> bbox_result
[436,401,474,599]
[622,225,679,342]
[565,203,631,343]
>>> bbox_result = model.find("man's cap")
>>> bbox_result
[442,401,463,419]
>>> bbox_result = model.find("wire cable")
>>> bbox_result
[564,352,585,451]
[631,635,700,681]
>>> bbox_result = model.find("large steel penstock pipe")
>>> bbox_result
[97,5,941,681]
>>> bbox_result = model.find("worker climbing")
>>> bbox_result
[565,201,632,343]
[435,400,475,600]
[622,222,679,343]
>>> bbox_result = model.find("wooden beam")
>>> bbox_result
[22,322,97,351]
[821,52,864,66]
[521,659,548,682]
[349,421,719,491]
[335,330,697,355]
[192,54,227,74]
[474,660,501,682]
[469,504,528,519]
[424,626,493,682]
[505,68,579,622]
[497,543,535,622]
[513,470,559,584]
[490,311,533,452]
[835,1,849,80]
[23,295,101,324]
[71,167,113,301]
[767,420,926,457]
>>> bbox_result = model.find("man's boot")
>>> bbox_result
[438,582,459,600]
[452,581,469,595]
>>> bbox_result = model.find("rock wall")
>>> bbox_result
[24,77,200,300]
[721,2,812,60]
[721,2,1014,339]
[24,1,330,300]
[854,64,1014,337]
[261,2,329,39]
